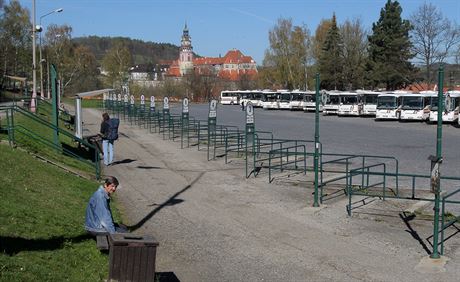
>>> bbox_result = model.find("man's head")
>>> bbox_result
[103,176,119,195]
[102,112,110,121]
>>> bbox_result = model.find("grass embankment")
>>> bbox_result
[0,144,123,281]
[1,100,97,177]
[61,97,102,109]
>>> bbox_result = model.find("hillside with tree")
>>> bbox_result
[72,36,181,65]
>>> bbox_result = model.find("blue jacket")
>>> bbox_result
[85,186,116,233]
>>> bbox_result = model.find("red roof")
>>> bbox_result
[165,48,257,80]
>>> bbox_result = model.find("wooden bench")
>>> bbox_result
[96,235,109,251]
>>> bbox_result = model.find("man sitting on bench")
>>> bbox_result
[84,176,128,236]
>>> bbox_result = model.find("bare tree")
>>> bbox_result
[340,18,368,90]
[411,2,460,84]
[264,18,311,89]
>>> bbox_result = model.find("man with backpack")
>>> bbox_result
[99,113,119,166]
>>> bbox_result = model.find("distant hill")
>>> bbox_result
[73,36,183,65]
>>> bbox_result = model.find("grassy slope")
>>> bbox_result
[0,144,122,281]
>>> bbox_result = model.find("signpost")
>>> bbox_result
[162,97,170,139]
[181,97,189,148]
[207,99,217,160]
[313,74,321,207]
[123,94,128,120]
[129,95,135,125]
[245,102,255,178]
[117,93,122,118]
[140,94,146,127]
[149,95,156,132]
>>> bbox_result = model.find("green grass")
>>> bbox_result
[0,144,123,281]
[61,97,103,109]
[7,101,98,177]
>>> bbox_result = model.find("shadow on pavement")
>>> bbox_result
[111,158,136,165]
[128,171,205,232]
[137,165,162,169]
[399,212,431,255]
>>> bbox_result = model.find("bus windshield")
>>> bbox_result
[304,94,315,102]
[377,96,397,109]
[363,95,378,104]
[262,94,277,102]
[341,95,358,104]
[280,93,291,102]
[401,96,423,110]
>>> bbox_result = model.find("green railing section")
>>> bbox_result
[0,105,100,179]
[439,188,460,255]
[100,93,460,256]
[346,167,460,214]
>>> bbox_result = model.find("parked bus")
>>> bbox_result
[303,91,321,112]
[357,90,380,116]
[220,90,241,105]
[289,90,306,110]
[277,90,291,110]
[429,91,460,123]
[239,90,265,108]
[399,91,433,121]
[323,91,341,115]
[261,91,279,110]
[375,93,404,120]
[337,92,360,116]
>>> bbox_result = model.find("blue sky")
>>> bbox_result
[19,0,460,64]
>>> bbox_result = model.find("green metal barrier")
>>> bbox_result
[319,153,399,203]
[346,168,460,216]
[439,188,460,255]
[1,105,101,179]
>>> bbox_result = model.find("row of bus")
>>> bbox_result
[220,89,460,123]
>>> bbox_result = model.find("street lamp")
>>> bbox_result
[31,0,37,112]
[39,7,63,99]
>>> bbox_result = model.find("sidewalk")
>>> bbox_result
[83,108,460,282]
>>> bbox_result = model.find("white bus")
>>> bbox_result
[429,91,460,123]
[261,91,279,110]
[220,90,241,105]
[399,92,433,121]
[323,91,341,115]
[375,93,404,120]
[303,91,322,112]
[337,92,360,116]
[289,90,306,110]
[357,90,380,116]
[240,90,265,108]
[277,90,291,110]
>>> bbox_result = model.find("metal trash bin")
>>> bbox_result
[108,234,159,282]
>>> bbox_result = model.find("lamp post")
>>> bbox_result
[39,8,63,99]
[31,0,37,112]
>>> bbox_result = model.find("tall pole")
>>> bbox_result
[39,28,44,99]
[430,65,444,259]
[31,0,37,112]
[313,73,320,207]
[39,8,63,100]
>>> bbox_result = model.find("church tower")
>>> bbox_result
[179,23,194,76]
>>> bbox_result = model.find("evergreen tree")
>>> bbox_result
[318,13,344,90]
[367,0,413,90]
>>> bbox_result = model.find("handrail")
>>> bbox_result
[5,105,100,179]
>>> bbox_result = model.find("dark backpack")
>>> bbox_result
[107,118,120,141]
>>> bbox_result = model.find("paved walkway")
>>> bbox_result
[83,108,460,282]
